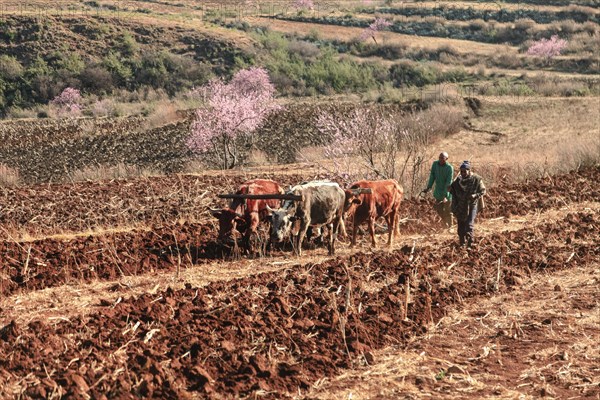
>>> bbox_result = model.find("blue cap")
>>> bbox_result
[460,161,471,170]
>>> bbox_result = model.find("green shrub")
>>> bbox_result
[0,55,24,79]
[118,33,139,56]
[54,52,85,74]
[37,108,49,118]
[256,29,289,51]
[102,52,133,86]
[24,57,51,80]
[389,61,438,87]
[80,65,115,93]
[288,40,321,61]
[442,67,470,83]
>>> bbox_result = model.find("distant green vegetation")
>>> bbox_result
[293,36,599,76]
[251,28,385,95]
[277,15,597,46]
[362,6,598,24]
[0,16,251,116]
[0,50,213,116]
[1,10,598,118]
[246,26,598,98]
[0,20,480,115]
[229,25,476,95]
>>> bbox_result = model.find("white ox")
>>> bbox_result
[268,181,345,255]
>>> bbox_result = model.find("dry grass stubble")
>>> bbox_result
[437,96,600,182]
[307,263,599,399]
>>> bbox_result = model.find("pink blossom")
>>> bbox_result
[526,35,568,59]
[292,0,314,10]
[229,67,277,98]
[187,67,281,169]
[51,87,82,116]
[317,108,395,182]
[359,17,392,44]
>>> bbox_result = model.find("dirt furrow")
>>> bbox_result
[0,167,597,239]
[0,200,596,333]
[0,211,597,399]
[0,167,597,298]
[307,261,600,399]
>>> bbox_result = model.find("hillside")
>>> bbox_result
[0,2,599,399]
[0,14,251,114]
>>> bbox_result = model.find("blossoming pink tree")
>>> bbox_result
[292,0,314,11]
[187,67,281,169]
[317,106,437,195]
[51,87,82,117]
[526,35,568,59]
[317,107,397,182]
[359,17,392,44]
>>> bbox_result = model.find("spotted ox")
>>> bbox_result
[268,181,345,256]
[344,179,404,247]
[210,179,284,253]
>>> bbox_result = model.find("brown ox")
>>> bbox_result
[344,179,404,247]
[210,179,284,253]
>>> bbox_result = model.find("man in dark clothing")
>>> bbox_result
[449,161,486,248]
[422,152,454,228]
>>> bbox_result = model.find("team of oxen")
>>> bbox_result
[209,178,404,256]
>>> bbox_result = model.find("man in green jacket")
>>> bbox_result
[422,152,454,228]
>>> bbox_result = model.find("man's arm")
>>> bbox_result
[444,164,454,191]
[426,162,436,190]
[470,177,486,199]
[477,178,486,197]
[449,178,457,197]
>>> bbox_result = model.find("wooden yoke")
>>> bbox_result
[217,193,303,201]
[347,188,373,195]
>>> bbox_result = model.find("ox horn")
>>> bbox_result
[209,208,222,219]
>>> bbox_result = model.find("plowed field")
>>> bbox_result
[0,167,598,399]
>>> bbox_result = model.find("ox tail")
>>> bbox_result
[395,183,404,237]
[338,216,348,237]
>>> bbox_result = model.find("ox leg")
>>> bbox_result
[295,222,309,256]
[327,222,336,255]
[338,218,347,238]
[368,217,377,247]
[386,214,395,247]
[242,230,252,255]
[351,215,358,248]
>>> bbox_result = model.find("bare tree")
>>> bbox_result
[317,103,464,196]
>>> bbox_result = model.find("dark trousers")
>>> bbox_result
[433,200,453,228]
[457,204,478,246]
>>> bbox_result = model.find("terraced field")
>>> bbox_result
[0,166,598,398]
[0,1,599,398]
